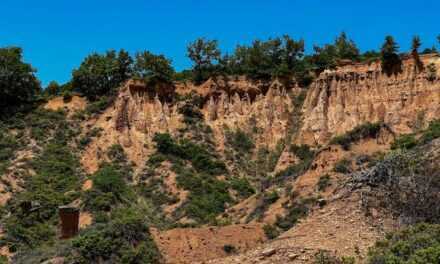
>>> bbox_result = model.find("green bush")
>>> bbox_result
[368,223,440,264]
[290,144,315,161]
[391,134,418,150]
[2,141,80,249]
[246,190,279,222]
[84,164,131,212]
[78,127,102,149]
[330,122,382,150]
[62,90,73,103]
[317,174,331,191]
[0,130,18,175]
[84,96,114,115]
[420,120,440,144]
[68,207,161,264]
[230,177,255,199]
[153,133,226,175]
[273,144,315,185]
[263,224,280,239]
[225,129,255,154]
[334,159,351,174]
[176,167,232,223]
[178,98,204,125]
[275,204,308,231]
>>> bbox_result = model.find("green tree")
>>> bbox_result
[411,35,424,72]
[116,49,134,82]
[334,32,360,61]
[133,51,174,85]
[310,44,338,73]
[45,81,61,96]
[311,32,360,74]
[187,38,221,84]
[72,50,133,101]
[0,47,41,114]
[380,35,402,76]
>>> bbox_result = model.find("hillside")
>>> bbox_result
[0,53,439,264]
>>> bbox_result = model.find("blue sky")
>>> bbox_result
[1,0,439,86]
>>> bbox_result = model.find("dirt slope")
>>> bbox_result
[151,224,267,264]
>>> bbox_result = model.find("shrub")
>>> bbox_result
[247,190,279,222]
[225,129,255,154]
[230,177,255,199]
[84,96,114,115]
[62,90,73,103]
[0,131,18,175]
[290,144,315,161]
[420,119,440,144]
[153,133,226,175]
[355,148,440,224]
[264,190,280,204]
[427,63,437,81]
[330,122,382,150]
[177,169,232,223]
[263,224,280,239]
[317,174,331,191]
[178,99,204,125]
[275,204,308,231]
[274,145,315,184]
[68,207,161,263]
[78,127,102,149]
[223,244,237,254]
[391,134,418,150]
[84,164,131,212]
[368,223,440,264]
[334,159,351,174]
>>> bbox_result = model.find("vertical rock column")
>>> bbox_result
[59,206,80,239]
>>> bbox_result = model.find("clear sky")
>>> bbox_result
[1,0,439,86]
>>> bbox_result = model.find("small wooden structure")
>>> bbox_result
[59,206,79,239]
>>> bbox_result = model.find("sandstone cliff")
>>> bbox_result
[299,54,440,145]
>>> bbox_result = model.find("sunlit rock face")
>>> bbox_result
[299,54,440,145]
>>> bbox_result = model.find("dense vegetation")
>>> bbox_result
[368,223,440,264]
[0,47,40,116]
[150,132,255,224]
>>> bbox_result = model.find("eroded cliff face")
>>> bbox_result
[82,55,440,174]
[81,80,184,174]
[81,78,298,174]
[202,81,295,150]
[299,54,440,145]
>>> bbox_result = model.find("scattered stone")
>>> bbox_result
[288,253,299,260]
[261,248,276,257]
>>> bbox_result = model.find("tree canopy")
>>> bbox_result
[0,47,41,115]
[133,51,174,85]
[380,35,402,76]
[72,49,133,101]
[187,38,221,84]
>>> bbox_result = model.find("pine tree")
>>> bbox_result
[411,36,423,72]
[380,36,402,76]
